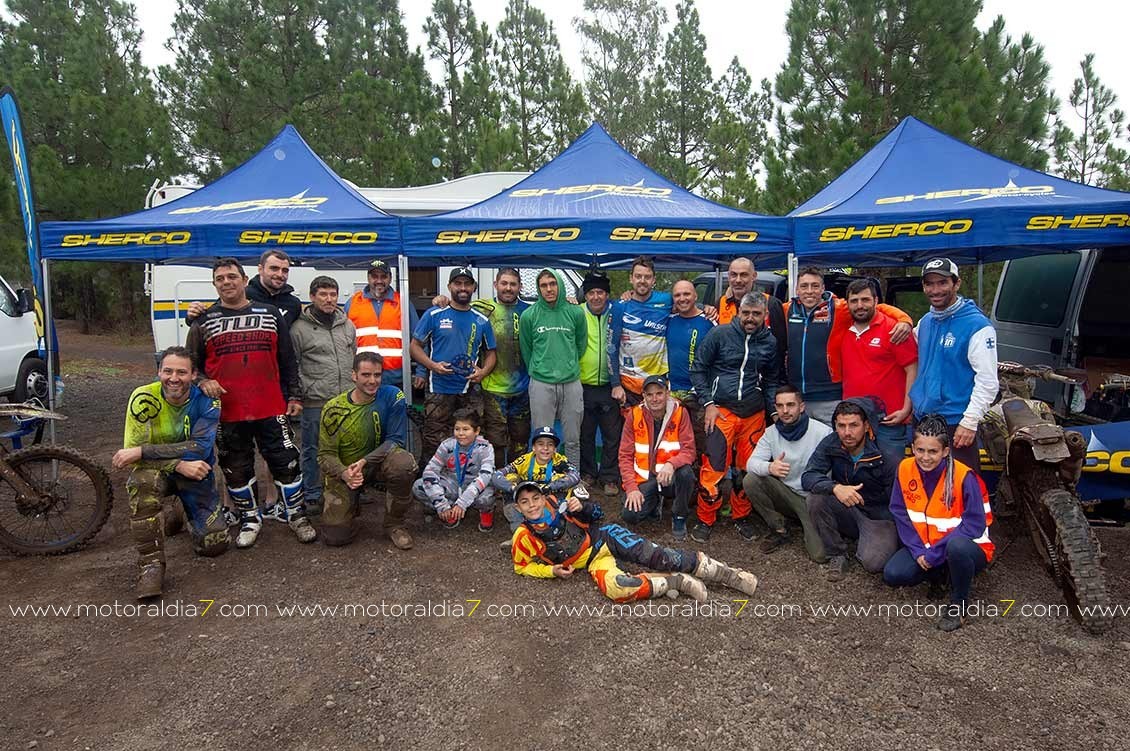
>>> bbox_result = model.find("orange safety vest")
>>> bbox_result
[347,289,405,371]
[898,458,994,562]
[629,402,685,483]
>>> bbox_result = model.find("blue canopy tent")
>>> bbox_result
[790,116,1130,267]
[39,125,400,267]
[402,122,791,269]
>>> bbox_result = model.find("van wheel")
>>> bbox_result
[13,357,48,404]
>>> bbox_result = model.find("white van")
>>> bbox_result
[0,273,48,403]
[143,173,579,352]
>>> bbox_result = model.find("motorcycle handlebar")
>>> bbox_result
[997,361,1082,385]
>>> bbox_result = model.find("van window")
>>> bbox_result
[0,282,16,317]
[1079,248,1129,334]
[995,253,1081,327]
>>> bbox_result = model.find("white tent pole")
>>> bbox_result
[41,257,56,442]
[398,254,412,409]
[787,253,798,298]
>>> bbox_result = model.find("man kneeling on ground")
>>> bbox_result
[316,352,417,548]
[509,481,759,602]
[113,346,230,599]
[618,374,697,541]
[743,384,832,562]
[803,398,899,581]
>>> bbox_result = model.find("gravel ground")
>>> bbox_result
[2,325,1129,750]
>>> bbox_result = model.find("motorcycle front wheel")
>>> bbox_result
[0,445,114,555]
[1035,488,1113,635]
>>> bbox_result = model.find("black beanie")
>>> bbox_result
[582,271,611,295]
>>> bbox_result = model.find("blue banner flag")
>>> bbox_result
[0,86,49,358]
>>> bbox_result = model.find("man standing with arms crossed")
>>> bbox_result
[345,259,419,390]
[690,293,780,542]
[910,258,998,474]
[187,258,316,548]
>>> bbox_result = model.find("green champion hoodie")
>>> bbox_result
[518,268,587,384]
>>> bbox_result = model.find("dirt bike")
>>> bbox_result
[979,362,1112,634]
[0,402,113,555]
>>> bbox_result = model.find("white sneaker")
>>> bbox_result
[236,522,262,549]
[289,516,317,543]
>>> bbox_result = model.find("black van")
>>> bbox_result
[991,247,1130,415]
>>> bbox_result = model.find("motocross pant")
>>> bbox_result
[126,462,229,567]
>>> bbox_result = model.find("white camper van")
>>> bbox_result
[145,173,543,352]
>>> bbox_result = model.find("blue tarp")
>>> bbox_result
[791,116,1130,266]
[402,122,791,268]
[40,126,399,265]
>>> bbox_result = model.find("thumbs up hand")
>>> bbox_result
[769,451,791,479]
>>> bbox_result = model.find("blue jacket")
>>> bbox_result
[910,298,993,425]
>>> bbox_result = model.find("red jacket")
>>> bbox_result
[618,398,696,493]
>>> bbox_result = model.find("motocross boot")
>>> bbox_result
[229,480,262,549]
[644,572,709,601]
[276,477,317,544]
[693,552,759,595]
[136,562,165,600]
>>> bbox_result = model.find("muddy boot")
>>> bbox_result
[229,480,262,549]
[161,499,186,537]
[644,573,709,601]
[136,562,165,600]
[277,477,317,544]
[693,552,759,596]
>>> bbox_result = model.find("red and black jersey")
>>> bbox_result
[187,301,299,423]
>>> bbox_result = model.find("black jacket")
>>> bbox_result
[247,275,301,329]
[801,414,895,520]
[689,318,780,417]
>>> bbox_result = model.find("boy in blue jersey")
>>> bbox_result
[112,347,230,599]
[666,280,714,454]
[410,266,498,463]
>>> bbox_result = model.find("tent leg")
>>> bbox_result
[977,262,984,308]
[713,264,722,305]
[787,253,798,299]
[41,258,56,443]
[397,254,414,454]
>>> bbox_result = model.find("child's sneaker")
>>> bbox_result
[672,516,688,542]
[478,509,494,532]
[441,513,461,530]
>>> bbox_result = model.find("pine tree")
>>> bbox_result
[1052,54,1130,190]
[704,59,773,210]
[764,0,1056,215]
[648,0,717,189]
[425,0,505,177]
[574,0,666,154]
[496,0,587,170]
[0,0,182,331]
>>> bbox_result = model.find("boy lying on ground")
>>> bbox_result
[509,481,759,602]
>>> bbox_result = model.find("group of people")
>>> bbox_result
[112,250,1000,630]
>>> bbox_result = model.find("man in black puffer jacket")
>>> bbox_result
[689,292,780,543]
[802,397,899,581]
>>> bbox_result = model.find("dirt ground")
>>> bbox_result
[3,322,1130,751]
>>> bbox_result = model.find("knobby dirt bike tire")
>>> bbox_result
[1039,488,1113,635]
[0,445,113,556]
